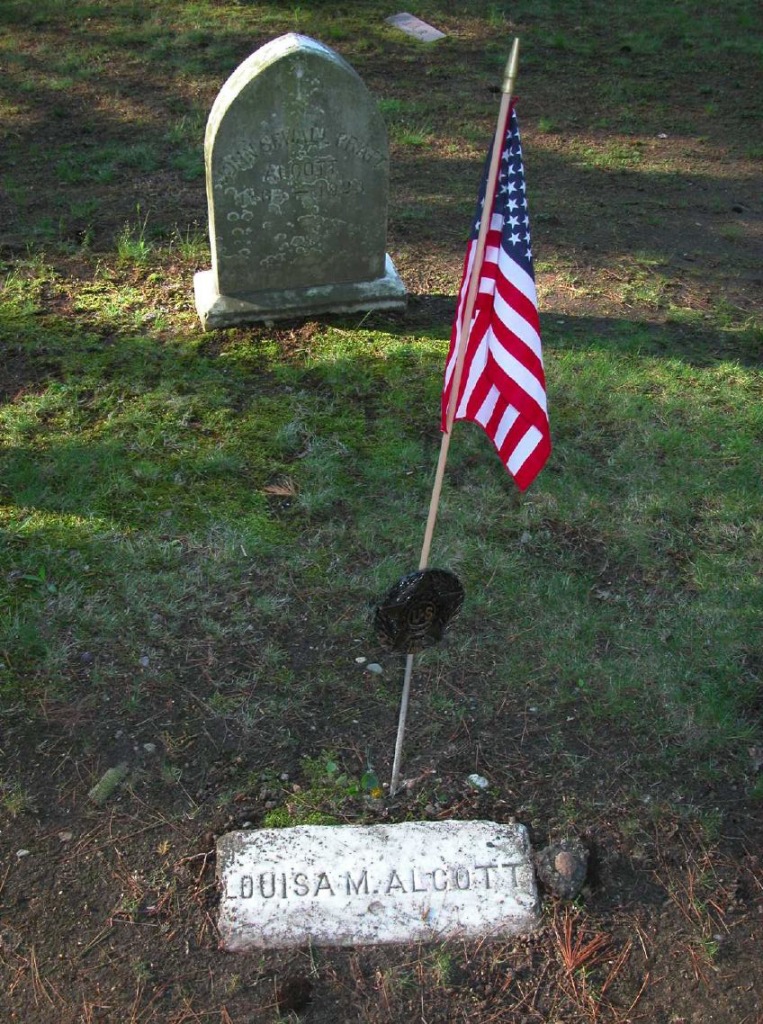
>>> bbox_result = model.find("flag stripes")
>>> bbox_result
[442,104,550,491]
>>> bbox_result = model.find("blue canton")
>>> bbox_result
[469,107,535,280]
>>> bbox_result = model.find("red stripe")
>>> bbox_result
[497,415,530,463]
[489,314,545,388]
[463,370,494,422]
[486,350,548,433]
[494,271,541,335]
[512,432,552,491]
[486,395,510,437]
[472,404,551,492]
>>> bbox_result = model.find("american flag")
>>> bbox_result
[442,103,550,491]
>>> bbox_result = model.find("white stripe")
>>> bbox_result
[474,385,500,426]
[493,290,543,360]
[477,242,500,294]
[491,341,548,413]
[507,425,543,474]
[456,334,488,418]
[496,248,537,307]
[494,404,520,447]
[444,327,459,389]
[444,243,477,389]
[448,301,479,385]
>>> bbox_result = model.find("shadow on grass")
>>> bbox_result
[1,0,761,273]
[343,296,763,369]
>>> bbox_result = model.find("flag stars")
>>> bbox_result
[469,108,536,273]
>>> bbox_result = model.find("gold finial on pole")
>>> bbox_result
[502,37,520,95]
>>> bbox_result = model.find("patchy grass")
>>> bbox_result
[0,0,761,1022]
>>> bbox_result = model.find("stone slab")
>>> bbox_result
[194,252,405,329]
[217,820,539,950]
[385,13,447,43]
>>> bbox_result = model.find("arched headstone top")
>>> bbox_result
[205,34,374,147]
[194,33,405,327]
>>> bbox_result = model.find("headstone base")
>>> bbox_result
[194,254,406,329]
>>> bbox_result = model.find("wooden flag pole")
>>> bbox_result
[419,37,520,569]
[389,39,521,797]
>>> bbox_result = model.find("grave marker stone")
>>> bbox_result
[194,34,406,328]
[217,820,539,950]
[385,13,447,43]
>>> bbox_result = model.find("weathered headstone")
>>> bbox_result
[194,34,406,328]
[217,820,539,950]
[385,13,447,43]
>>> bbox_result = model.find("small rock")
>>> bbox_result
[355,656,367,664]
[58,831,74,843]
[88,763,129,806]
[366,663,383,674]
[554,851,578,879]
[467,773,489,790]
[535,838,588,900]
[139,656,150,668]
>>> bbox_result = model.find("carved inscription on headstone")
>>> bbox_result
[194,34,406,327]
[217,821,539,949]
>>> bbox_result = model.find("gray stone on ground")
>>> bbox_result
[195,33,406,328]
[535,837,589,900]
[385,13,447,43]
[217,820,539,949]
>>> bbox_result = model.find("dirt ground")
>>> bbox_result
[1,8,762,1024]
[2,693,761,1022]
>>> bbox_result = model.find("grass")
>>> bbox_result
[0,1,761,1020]
[1,286,759,764]
[116,208,152,264]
